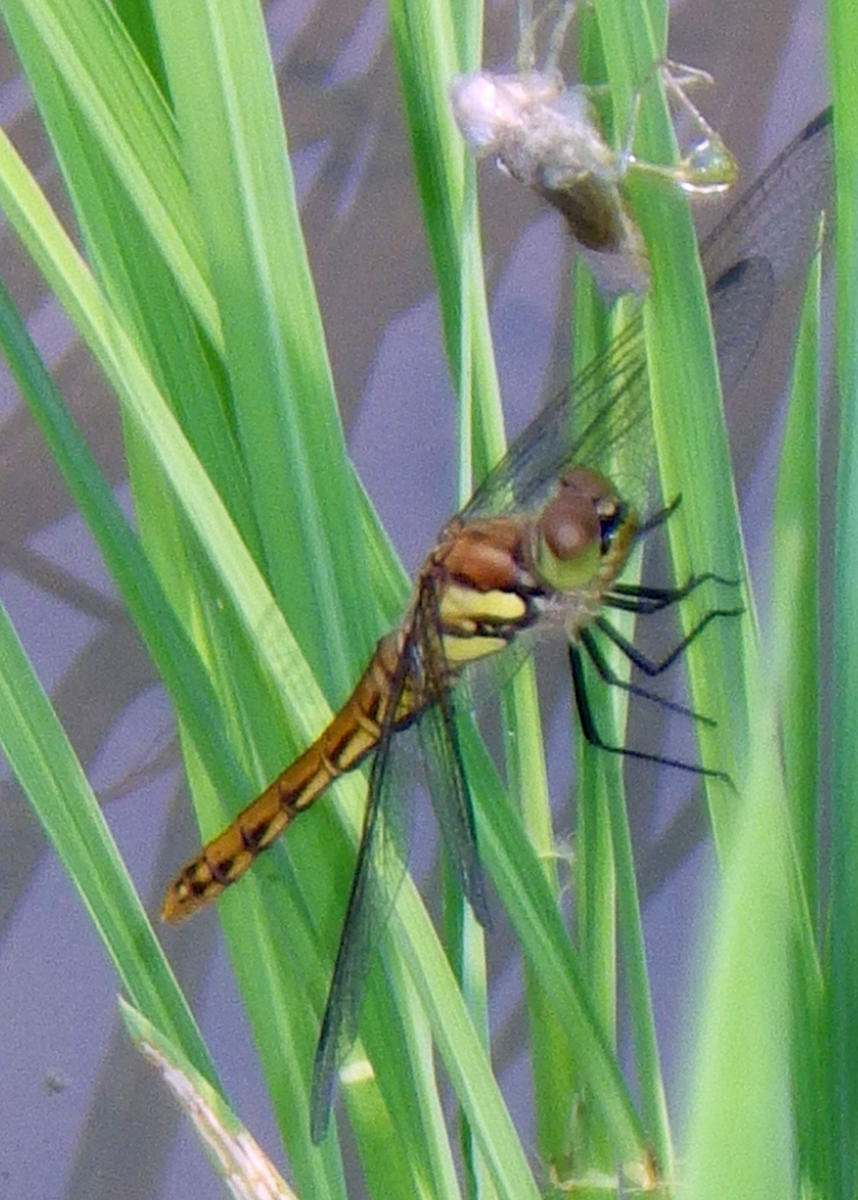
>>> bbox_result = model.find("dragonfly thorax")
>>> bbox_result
[531,466,637,596]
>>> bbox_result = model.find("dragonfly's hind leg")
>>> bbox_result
[543,0,581,72]
[568,642,731,782]
[568,575,741,780]
[517,0,537,68]
[578,626,715,725]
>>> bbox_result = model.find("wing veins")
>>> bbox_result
[309,625,419,1143]
[414,575,491,928]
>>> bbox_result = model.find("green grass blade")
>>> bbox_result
[2,0,220,346]
[772,233,828,1200]
[827,0,858,1193]
[389,0,579,1174]
[596,0,754,826]
[572,4,699,1174]
[391,885,541,1200]
[464,732,648,1169]
[772,228,822,913]
[684,689,794,1200]
[566,226,627,1178]
[151,0,376,693]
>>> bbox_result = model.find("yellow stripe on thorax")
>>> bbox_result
[441,632,508,664]
[439,582,527,630]
[438,582,528,665]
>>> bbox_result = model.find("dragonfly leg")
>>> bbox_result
[578,627,715,725]
[635,494,681,536]
[544,0,580,73]
[568,644,731,782]
[595,605,744,676]
[606,571,741,614]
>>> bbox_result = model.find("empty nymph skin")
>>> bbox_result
[450,69,650,297]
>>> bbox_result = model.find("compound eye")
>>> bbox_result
[534,486,602,591]
[541,491,600,561]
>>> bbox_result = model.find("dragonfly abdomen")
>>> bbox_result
[160,632,419,922]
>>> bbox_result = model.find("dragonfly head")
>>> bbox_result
[532,466,638,592]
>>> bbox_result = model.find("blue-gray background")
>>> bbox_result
[0,1,828,1196]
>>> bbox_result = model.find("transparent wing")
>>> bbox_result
[309,634,420,1143]
[459,315,651,523]
[309,578,495,1139]
[412,575,490,926]
[701,108,832,292]
[707,256,775,396]
[458,107,832,526]
[704,108,832,394]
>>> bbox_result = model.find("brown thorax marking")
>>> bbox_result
[428,517,540,642]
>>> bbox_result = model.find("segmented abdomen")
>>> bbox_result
[160,632,414,921]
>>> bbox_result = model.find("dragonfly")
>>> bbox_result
[450,1,736,296]
[161,106,832,1141]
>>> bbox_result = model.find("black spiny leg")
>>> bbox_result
[595,602,744,677]
[568,643,731,782]
[578,627,714,725]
